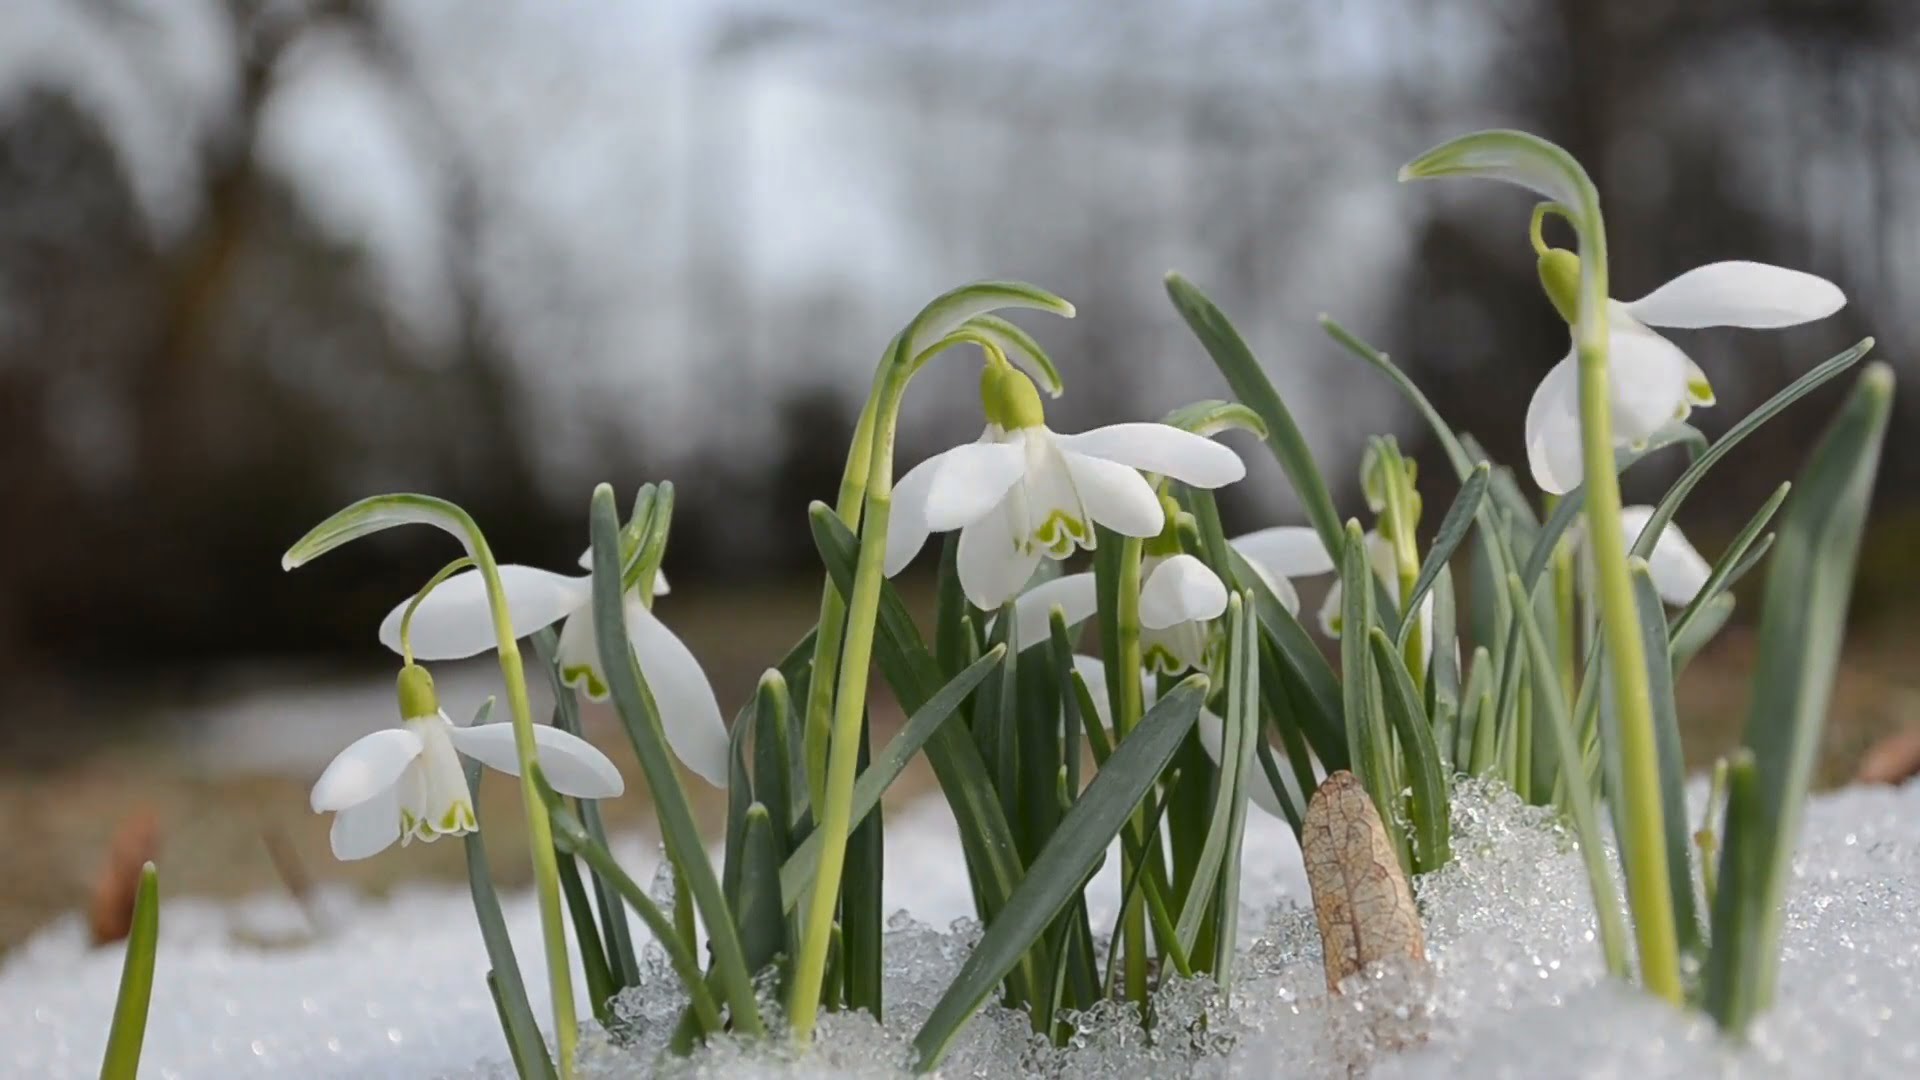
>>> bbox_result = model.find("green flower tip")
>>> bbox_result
[1538,248,1581,325]
[1861,359,1894,396]
[981,362,1046,430]
[396,663,440,720]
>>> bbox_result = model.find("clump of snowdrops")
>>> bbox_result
[94,129,1892,1080]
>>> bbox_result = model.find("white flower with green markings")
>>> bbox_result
[376,552,728,786]
[1527,249,1846,494]
[1010,499,1230,675]
[309,664,622,860]
[886,362,1246,610]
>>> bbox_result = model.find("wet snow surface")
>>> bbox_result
[5,779,1918,1078]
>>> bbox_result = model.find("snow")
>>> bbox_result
[6,775,1920,1078]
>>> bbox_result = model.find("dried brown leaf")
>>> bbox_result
[88,807,159,945]
[1304,770,1427,993]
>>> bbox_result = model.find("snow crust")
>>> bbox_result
[5,779,1917,1078]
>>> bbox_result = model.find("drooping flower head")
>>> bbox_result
[1007,494,1230,676]
[378,548,728,787]
[1526,248,1845,494]
[886,360,1245,609]
[309,664,623,860]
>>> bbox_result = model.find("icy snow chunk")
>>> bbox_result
[9,778,1920,1077]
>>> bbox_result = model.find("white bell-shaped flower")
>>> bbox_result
[310,665,623,860]
[1618,506,1712,606]
[377,552,727,787]
[1526,251,1845,494]
[1008,551,1229,676]
[886,364,1244,610]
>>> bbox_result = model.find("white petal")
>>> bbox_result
[1141,619,1212,675]
[310,728,424,812]
[379,565,591,661]
[577,547,671,592]
[448,722,625,799]
[401,714,478,841]
[885,450,947,576]
[1609,317,1693,445]
[1622,506,1711,605]
[1054,423,1246,488]
[1231,526,1336,579]
[555,609,609,700]
[923,440,1028,531]
[1138,555,1229,630]
[1525,354,1585,495]
[957,500,1042,609]
[627,598,731,787]
[1317,578,1344,638]
[1624,261,1846,330]
[329,786,401,860]
[1195,710,1287,821]
[1010,572,1099,650]
[1058,450,1163,537]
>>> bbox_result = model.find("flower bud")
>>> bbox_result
[1537,247,1581,325]
[396,663,440,721]
[980,362,1046,430]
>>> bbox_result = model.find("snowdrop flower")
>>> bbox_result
[886,362,1245,610]
[1619,506,1711,605]
[1010,506,1230,675]
[376,552,727,786]
[1227,525,1433,653]
[1526,248,1846,494]
[309,665,622,860]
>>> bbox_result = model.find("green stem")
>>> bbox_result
[790,367,906,1043]
[462,519,580,1074]
[1569,206,1682,1004]
[804,391,881,811]
[1113,534,1150,1005]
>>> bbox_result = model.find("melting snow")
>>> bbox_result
[4,779,1917,1077]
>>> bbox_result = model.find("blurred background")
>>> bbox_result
[3,0,1916,951]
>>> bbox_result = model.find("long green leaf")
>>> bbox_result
[554,851,617,1023]
[1368,629,1451,873]
[1632,339,1874,564]
[1174,596,1251,954]
[537,770,726,1036]
[1668,483,1788,649]
[1704,363,1893,1031]
[587,487,762,1035]
[1400,462,1489,646]
[1340,522,1405,868]
[1503,574,1632,977]
[737,805,789,981]
[531,630,639,989]
[1212,597,1260,987]
[1629,565,1702,957]
[459,756,557,1080]
[1165,273,1343,554]
[912,678,1209,1071]
[780,647,1004,904]
[100,863,160,1080]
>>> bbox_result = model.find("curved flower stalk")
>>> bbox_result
[1401,128,1687,1003]
[375,559,728,787]
[885,362,1245,610]
[282,492,586,1071]
[311,666,623,860]
[790,282,1078,1044]
[1525,238,1845,494]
